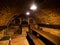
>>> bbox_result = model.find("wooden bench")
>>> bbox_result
[28,33,45,45]
[30,27,60,45]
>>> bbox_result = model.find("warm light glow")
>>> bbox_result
[26,12,30,15]
[46,23,49,24]
[10,38,11,40]
[30,4,37,10]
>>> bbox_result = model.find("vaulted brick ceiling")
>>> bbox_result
[0,0,32,26]
[0,0,60,26]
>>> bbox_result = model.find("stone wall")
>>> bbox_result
[36,9,60,25]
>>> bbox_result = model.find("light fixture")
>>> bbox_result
[30,3,37,11]
[26,12,30,15]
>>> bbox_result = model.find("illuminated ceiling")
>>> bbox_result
[0,0,60,25]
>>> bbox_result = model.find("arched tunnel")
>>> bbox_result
[0,0,60,45]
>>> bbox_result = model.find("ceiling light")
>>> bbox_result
[26,12,30,15]
[30,4,37,10]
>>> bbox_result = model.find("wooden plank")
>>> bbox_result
[28,33,45,45]
[30,27,60,45]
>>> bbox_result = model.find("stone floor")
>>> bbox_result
[11,27,29,45]
[11,35,29,45]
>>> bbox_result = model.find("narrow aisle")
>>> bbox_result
[11,35,29,45]
[11,27,29,45]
